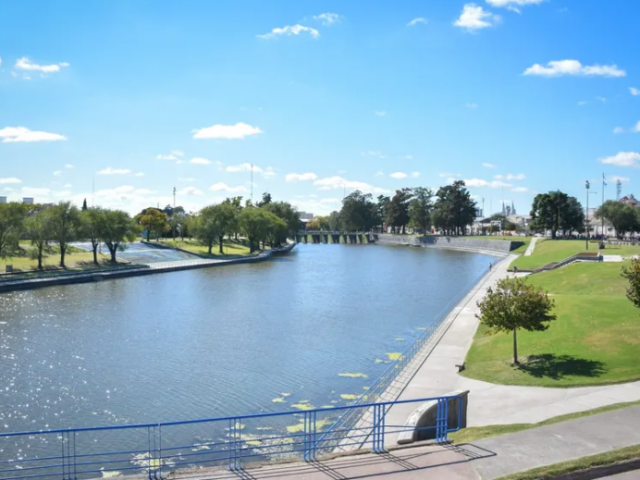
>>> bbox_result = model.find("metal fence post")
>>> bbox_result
[228,419,241,471]
[303,410,317,462]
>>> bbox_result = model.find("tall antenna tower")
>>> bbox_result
[616,180,622,200]
[173,187,176,209]
[250,164,254,202]
[92,177,95,207]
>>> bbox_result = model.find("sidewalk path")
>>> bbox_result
[524,236,538,256]
[383,254,640,434]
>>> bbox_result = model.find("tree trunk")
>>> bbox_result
[92,245,98,265]
[208,243,213,255]
[147,230,151,242]
[219,236,224,254]
[513,328,519,364]
[60,245,66,268]
[37,247,43,270]
[109,246,117,263]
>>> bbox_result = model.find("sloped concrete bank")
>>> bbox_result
[0,245,295,294]
[376,234,521,257]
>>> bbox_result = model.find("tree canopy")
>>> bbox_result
[530,191,584,238]
[432,181,477,236]
[595,200,639,239]
[408,187,434,233]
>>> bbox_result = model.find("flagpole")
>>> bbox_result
[602,173,605,238]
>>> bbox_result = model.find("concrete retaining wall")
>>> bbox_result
[376,234,522,255]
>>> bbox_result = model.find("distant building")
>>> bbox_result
[0,196,6,204]
[299,212,314,221]
[22,197,34,205]
[620,194,639,207]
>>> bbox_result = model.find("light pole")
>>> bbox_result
[585,181,590,250]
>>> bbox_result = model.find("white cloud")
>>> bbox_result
[63,183,72,188]
[374,171,384,177]
[0,126,66,143]
[466,103,479,109]
[97,167,132,175]
[630,88,640,96]
[439,172,461,177]
[134,188,156,195]
[157,150,184,161]
[609,176,630,183]
[21,187,52,197]
[65,164,74,169]
[613,126,625,134]
[486,0,544,12]
[189,157,211,165]
[599,152,640,168]
[483,162,497,168]
[496,173,526,180]
[193,122,263,140]
[178,177,195,181]
[263,166,276,178]
[390,172,408,179]
[314,176,391,194]
[257,24,320,40]
[578,101,588,106]
[454,4,501,31]
[511,186,529,192]
[465,178,512,188]
[361,151,385,158]
[374,111,387,116]
[524,60,626,77]
[634,122,640,133]
[14,57,69,74]
[226,163,263,173]
[405,155,413,159]
[596,96,607,103]
[338,170,347,174]
[411,172,420,178]
[210,183,249,193]
[407,17,427,26]
[0,178,21,184]
[286,172,317,182]
[178,186,204,196]
[314,13,341,25]
[135,172,145,177]
[53,170,63,177]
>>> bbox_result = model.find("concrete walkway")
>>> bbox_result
[523,236,539,256]
[383,255,640,432]
[171,406,640,480]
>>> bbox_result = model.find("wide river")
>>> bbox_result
[0,244,489,435]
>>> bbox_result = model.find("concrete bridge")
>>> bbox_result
[296,232,377,244]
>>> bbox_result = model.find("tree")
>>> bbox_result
[81,207,106,265]
[223,196,244,240]
[530,191,583,238]
[0,202,27,260]
[595,200,640,239]
[622,258,640,312]
[24,209,52,270]
[48,201,82,268]
[192,206,221,255]
[376,195,391,232]
[477,277,556,364]
[82,199,88,211]
[340,191,377,232]
[99,210,138,263]
[135,208,168,241]
[262,201,301,244]
[315,215,330,231]
[212,203,237,254]
[239,207,279,252]
[408,187,434,234]
[386,189,413,234]
[306,219,320,230]
[328,211,342,231]
[432,181,476,235]
[257,192,272,207]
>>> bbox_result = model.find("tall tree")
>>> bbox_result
[135,208,169,241]
[408,187,434,234]
[212,203,237,254]
[376,195,391,232]
[99,210,138,263]
[257,192,272,207]
[595,200,639,239]
[262,201,301,244]
[340,191,376,232]
[328,211,342,231]
[82,199,88,211]
[81,207,106,265]
[24,209,52,270]
[193,206,221,255]
[239,207,280,252]
[48,201,82,268]
[0,202,27,260]
[385,189,413,234]
[223,196,244,240]
[622,258,640,312]
[477,277,556,364]
[530,191,583,238]
[432,181,476,236]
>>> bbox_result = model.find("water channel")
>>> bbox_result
[0,243,490,470]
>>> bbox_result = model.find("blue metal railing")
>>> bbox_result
[0,395,462,480]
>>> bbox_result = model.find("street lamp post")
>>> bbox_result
[585,181,590,250]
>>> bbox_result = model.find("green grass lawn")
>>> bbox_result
[154,238,255,257]
[461,262,640,387]
[0,248,118,273]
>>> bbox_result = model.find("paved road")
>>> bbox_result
[601,472,640,479]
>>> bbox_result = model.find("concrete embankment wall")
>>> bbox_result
[376,234,521,256]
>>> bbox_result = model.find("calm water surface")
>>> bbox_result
[0,244,489,432]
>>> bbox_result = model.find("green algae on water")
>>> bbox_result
[386,352,402,361]
[338,373,368,379]
[272,397,286,403]
[340,394,359,400]
[395,338,405,342]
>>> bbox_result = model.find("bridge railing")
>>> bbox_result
[0,395,462,480]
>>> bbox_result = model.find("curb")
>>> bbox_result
[548,458,640,480]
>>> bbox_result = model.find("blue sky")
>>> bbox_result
[1,0,638,215]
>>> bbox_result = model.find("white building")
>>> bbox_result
[0,196,6,204]
[22,197,34,205]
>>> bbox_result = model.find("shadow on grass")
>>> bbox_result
[518,354,607,380]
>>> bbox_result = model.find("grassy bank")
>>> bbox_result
[0,247,120,273]
[461,262,640,387]
[494,444,640,480]
[153,238,255,257]
[451,401,640,443]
